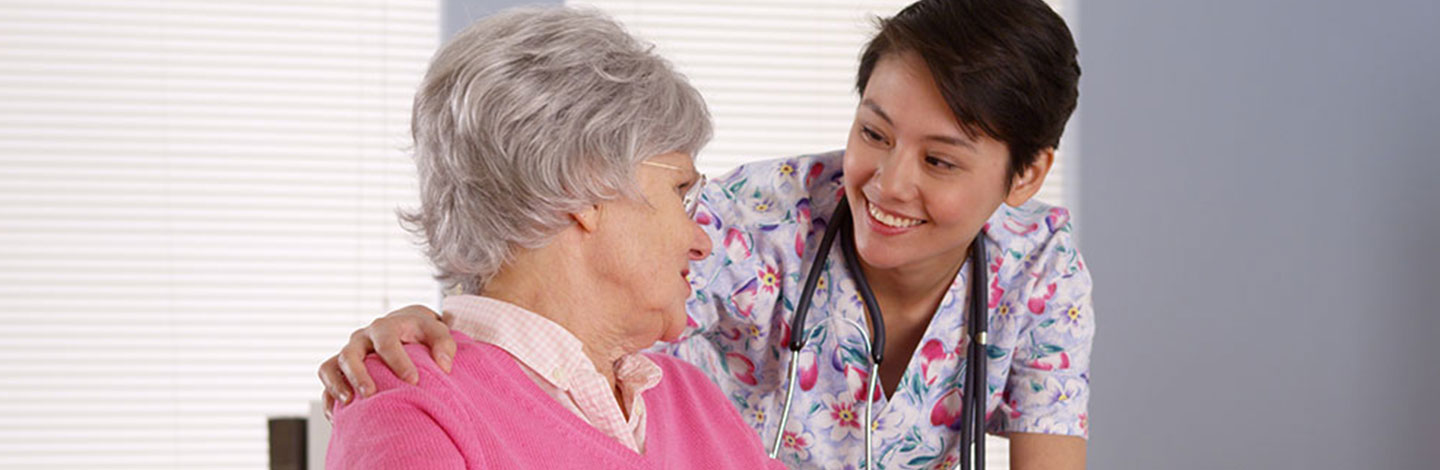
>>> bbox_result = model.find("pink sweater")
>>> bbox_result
[327,332,787,469]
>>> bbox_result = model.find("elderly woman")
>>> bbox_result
[323,7,785,469]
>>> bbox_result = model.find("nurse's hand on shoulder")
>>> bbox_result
[317,304,456,419]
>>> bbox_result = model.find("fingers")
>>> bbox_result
[370,317,420,385]
[338,330,378,397]
[318,354,354,405]
[321,391,336,422]
[418,315,457,373]
[392,304,440,322]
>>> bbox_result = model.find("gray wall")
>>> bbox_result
[1078,1,1440,469]
[443,0,560,40]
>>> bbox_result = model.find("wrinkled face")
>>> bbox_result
[590,152,711,343]
[843,51,1013,273]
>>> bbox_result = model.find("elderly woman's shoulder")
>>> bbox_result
[342,332,501,402]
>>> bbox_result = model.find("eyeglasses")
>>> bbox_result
[640,160,706,217]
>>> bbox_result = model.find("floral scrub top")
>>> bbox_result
[651,151,1095,470]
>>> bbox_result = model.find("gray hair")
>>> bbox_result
[401,7,712,294]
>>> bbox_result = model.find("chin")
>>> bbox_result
[652,304,688,343]
[853,229,917,270]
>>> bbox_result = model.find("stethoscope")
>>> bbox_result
[768,195,988,470]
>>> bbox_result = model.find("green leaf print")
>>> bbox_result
[724,178,747,197]
[906,455,938,467]
[840,344,868,367]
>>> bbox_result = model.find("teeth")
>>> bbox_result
[867,201,925,228]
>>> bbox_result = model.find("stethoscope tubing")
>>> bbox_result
[768,196,988,470]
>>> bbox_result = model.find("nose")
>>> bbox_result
[872,147,922,202]
[687,220,712,261]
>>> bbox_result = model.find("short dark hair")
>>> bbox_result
[857,0,1080,182]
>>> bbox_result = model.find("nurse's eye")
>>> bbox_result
[925,156,958,170]
[860,126,888,145]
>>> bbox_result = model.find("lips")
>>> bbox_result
[865,200,926,228]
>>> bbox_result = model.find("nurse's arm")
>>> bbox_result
[1009,432,1086,470]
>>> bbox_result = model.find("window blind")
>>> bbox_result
[0,1,438,468]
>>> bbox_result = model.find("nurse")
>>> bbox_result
[320,0,1093,468]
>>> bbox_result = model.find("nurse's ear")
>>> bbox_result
[569,204,602,233]
[1004,147,1055,207]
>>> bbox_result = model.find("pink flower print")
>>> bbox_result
[844,364,879,402]
[776,320,792,350]
[694,208,714,227]
[1027,282,1057,314]
[930,387,965,430]
[796,198,812,225]
[1079,412,1088,434]
[758,264,781,294]
[1004,395,1023,420]
[1029,351,1071,372]
[931,452,960,470]
[816,393,865,441]
[805,162,825,187]
[797,349,819,391]
[780,417,815,460]
[729,278,759,318]
[723,227,751,261]
[725,352,758,386]
[1002,217,1039,236]
[1045,207,1070,232]
[988,275,1006,309]
[919,339,957,387]
[794,230,805,258]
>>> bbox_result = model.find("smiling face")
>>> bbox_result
[843,51,1046,274]
[588,152,711,343]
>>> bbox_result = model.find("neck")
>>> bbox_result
[482,248,633,391]
[859,245,971,323]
